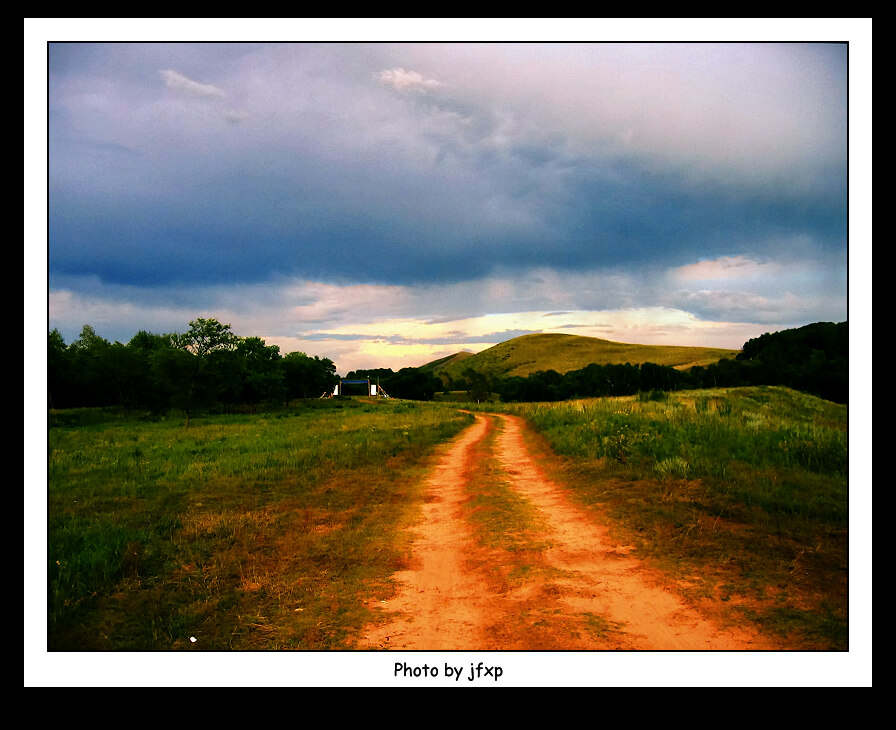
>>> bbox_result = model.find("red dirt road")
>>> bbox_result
[360,413,774,651]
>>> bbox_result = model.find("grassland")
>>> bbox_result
[433,332,739,381]
[47,398,473,650]
[46,385,848,651]
[416,350,475,375]
[470,386,849,649]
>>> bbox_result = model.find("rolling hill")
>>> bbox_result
[415,350,475,375]
[425,333,740,384]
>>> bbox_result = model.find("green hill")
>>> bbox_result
[416,350,475,375]
[430,333,739,384]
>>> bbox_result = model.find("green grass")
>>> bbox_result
[462,416,553,557]
[45,385,849,651]
[582,612,628,640]
[47,398,473,650]
[471,386,848,649]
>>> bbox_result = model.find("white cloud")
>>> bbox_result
[376,67,442,92]
[281,281,412,325]
[388,42,847,186]
[48,288,189,341]
[285,305,785,372]
[661,251,846,325]
[160,69,226,98]
[670,256,779,282]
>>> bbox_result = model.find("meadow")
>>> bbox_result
[46,385,848,650]
[475,386,849,648]
[47,399,473,650]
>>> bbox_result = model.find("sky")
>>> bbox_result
[28,20,872,687]
[32,23,869,377]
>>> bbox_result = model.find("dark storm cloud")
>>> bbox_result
[48,116,846,289]
[41,38,854,361]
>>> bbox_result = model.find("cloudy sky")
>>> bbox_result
[34,23,867,376]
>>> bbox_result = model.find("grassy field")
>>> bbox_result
[47,398,472,650]
[45,385,848,651]
[471,386,849,649]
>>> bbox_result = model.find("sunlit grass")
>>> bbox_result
[48,399,473,650]
[437,332,737,380]
[471,386,848,649]
[47,386,849,650]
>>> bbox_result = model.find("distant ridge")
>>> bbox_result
[425,333,739,383]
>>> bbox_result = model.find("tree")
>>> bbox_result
[388,367,442,401]
[236,336,284,406]
[282,351,338,400]
[48,329,70,409]
[69,324,108,353]
[128,330,178,352]
[161,318,240,420]
[639,362,682,393]
[45,318,353,412]
[462,367,490,403]
[124,330,180,411]
[150,347,201,425]
[524,369,565,401]
[177,317,238,358]
[66,325,114,407]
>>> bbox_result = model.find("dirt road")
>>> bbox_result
[360,412,773,651]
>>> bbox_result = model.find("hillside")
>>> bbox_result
[416,350,475,375]
[431,333,739,384]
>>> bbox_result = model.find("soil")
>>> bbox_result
[360,412,776,651]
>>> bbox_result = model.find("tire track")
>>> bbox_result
[492,413,770,650]
[360,412,771,650]
[360,413,496,650]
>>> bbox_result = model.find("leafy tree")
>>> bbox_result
[69,324,108,353]
[535,369,571,401]
[158,318,241,419]
[128,330,178,353]
[639,362,683,393]
[124,330,180,411]
[65,325,115,407]
[102,342,146,412]
[282,351,338,400]
[388,367,442,401]
[236,337,285,406]
[177,317,238,358]
[48,329,71,409]
[735,321,847,402]
[202,349,245,410]
[571,363,613,398]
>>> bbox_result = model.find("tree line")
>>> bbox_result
[48,318,339,418]
[48,319,847,416]
[431,321,847,405]
[343,367,443,401]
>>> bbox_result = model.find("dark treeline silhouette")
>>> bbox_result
[345,368,443,401]
[49,320,848,414]
[48,318,339,417]
[732,321,847,403]
[439,322,848,404]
